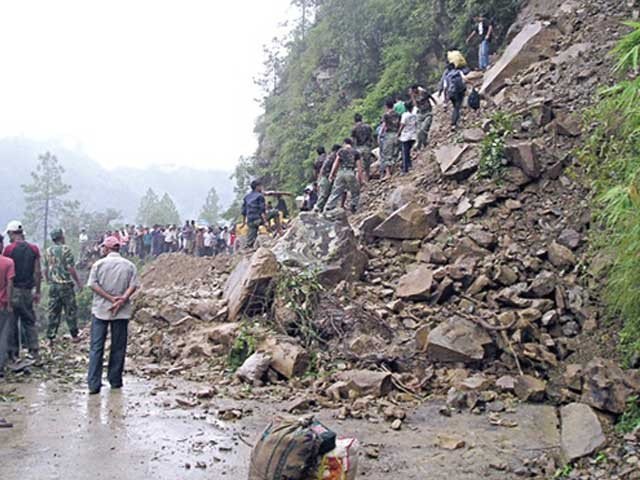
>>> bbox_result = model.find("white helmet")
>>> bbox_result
[5,220,23,234]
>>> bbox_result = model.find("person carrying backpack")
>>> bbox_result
[445,63,466,129]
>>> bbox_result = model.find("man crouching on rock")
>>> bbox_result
[87,236,139,395]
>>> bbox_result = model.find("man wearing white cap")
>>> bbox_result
[3,220,42,364]
[86,236,139,394]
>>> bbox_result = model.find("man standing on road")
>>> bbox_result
[0,233,15,378]
[87,236,139,395]
[45,229,83,344]
[241,180,267,249]
[3,221,42,365]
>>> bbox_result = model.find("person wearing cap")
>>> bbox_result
[86,236,140,394]
[241,180,267,248]
[3,220,42,364]
[45,229,83,344]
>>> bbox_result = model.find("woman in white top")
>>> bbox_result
[398,101,418,174]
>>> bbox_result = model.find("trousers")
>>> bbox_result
[87,316,129,391]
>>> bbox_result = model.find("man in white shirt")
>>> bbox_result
[398,101,418,174]
[203,228,215,256]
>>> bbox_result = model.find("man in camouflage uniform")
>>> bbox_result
[242,180,267,249]
[315,143,340,212]
[351,113,374,181]
[380,99,401,179]
[410,84,437,150]
[45,229,83,343]
[324,138,364,214]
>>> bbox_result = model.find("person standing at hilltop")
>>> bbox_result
[3,221,42,365]
[324,138,364,214]
[351,114,374,181]
[45,229,83,345]
[380,99,401,179]
[467,14,494,71]
[398,101,418,174]
[182,221,194,255]
[242,180,267,249]
[87,236,139,395]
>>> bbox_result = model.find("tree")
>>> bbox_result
[22,151,79,248]
[199,187,221,225]
[136,188,160,225]
[157,193,181,226]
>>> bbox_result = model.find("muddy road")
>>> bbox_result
[0,374,561,479]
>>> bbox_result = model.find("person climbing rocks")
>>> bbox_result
[242,180,267,248]
[324,138,364,213]
[351,113,374,181]
[3,221,41,366]
[313,146,327,180]
[410,84,437,150]
[87,236,139,395]
[45,229,83,345]
[315,143,340,212]
[467,14,494,70]
[0,233,15,379]
[380,99,401,179]
[398,101,418,174]
[444,63,467,129]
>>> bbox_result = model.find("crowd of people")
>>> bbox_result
[80,221,240,265]
[0,220,139,408]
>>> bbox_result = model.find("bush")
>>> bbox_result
[479,112,514,178]
[580,20,640,362]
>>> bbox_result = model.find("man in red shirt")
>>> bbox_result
[0,232,15,377]
[3,221,42,364]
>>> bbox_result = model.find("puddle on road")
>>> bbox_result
[0,376,251,479]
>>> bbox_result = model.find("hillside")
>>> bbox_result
[0,137,234,228]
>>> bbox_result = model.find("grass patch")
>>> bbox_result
[616,395,640,433]
[226,325,257,372]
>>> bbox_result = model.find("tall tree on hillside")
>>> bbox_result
[136,188,160,225]
[199,187,221,225]
[21,151,79,248]
[291,0,320,40]
[157,193,181,226]
[255,37,286,98]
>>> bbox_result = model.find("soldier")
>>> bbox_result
[380,99,401,179]
[241,180,267,248]
[3,221,41,365]
[45,229,83,344]
[315,144,340,212]
[410,84,438,150]
[351,113,374,181]
[324,138,364,214]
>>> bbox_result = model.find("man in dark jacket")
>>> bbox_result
[242,180,267,248]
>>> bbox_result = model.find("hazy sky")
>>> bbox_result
[0,0,292,171]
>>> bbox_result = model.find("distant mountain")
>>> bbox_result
[0,137,234,230]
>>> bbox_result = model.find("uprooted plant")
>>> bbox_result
[272,267,325,348]
[479,111,515,178]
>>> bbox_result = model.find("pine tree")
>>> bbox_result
[157,193,181,226]
[21,151,78,248]
[199,187,221,225]
[136,188,160,225]
[136,189,181,226]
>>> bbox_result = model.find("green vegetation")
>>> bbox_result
[479,112,514,178]
[274,268,325,347]
[199,186,221,225]
[227,324,257,372]
[554,463,574,479]
[135,188,181,226]
[229,0,520,206]
[616,396,640,433]
[580,21,640,362]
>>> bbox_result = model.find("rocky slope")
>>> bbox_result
[130,0,640,477]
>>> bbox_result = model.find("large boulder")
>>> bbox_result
[272,210,367,287]
[426,317,494,363]
[373,201,439,240]
[434,144,479,180]
[481,21,560,95]
[386,185,417,212]
[581,358,638,414]
[560,403,606,462]
[223,248,279,321]
[505,141,541,180]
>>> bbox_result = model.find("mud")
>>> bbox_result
[0,374,562,479]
